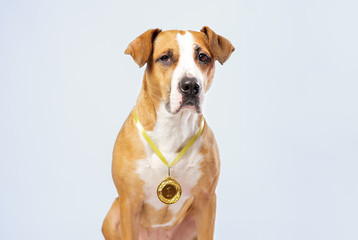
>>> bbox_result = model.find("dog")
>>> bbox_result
[102,26,234,240]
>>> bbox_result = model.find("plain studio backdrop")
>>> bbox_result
[1,0,357,239]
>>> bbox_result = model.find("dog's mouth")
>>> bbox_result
[181,98,200,109]
[166,97,201,114]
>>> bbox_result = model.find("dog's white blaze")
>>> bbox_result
[136,103,203,225]
[169,31,205,113]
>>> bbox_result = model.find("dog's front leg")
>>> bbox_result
[194,193,217,240]
[118,193,142,240]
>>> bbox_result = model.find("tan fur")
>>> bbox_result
[102,27,234,240]
[125,29,162,68]
[189,30,217,92]
[201,26,235,65]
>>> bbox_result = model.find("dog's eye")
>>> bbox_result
[198,53,210,63]
[158,55,171,64]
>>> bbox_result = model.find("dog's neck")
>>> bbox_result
[149,103,200,154]
[136,74,201,153]
[135,73,158,131]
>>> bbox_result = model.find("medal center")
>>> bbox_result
[162,184,177,199]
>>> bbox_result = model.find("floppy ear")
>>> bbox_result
[201,26,235,65]
[124,28,162,67]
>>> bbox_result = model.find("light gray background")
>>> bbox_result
[1,0,357,239]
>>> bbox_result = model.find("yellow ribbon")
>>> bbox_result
[134,109,205,168]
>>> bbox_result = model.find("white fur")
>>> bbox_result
[169,31,205,113]
[136,103,203,226]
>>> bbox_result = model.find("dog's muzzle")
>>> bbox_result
[178,76,202,112]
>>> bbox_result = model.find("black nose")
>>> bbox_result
[179,77,201,96]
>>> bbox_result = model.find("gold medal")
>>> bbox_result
[157,176,182,204]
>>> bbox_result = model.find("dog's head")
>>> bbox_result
[125,27,234,114]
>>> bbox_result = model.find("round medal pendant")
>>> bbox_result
[157,176,182,204]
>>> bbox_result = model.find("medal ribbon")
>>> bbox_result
[133,109,205,168]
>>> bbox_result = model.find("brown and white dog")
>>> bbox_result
[102,26,234,240]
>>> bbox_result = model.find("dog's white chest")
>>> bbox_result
[136,147,202,213]
[135,106,203,226]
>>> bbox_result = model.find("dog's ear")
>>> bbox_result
[201,26,235,65]
[125,28,162,67]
